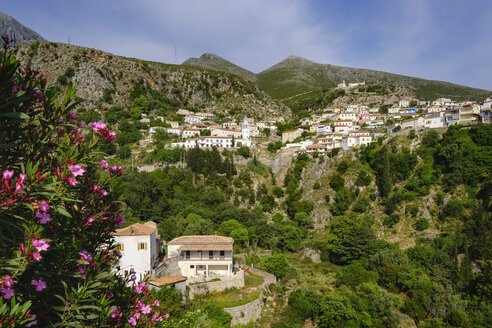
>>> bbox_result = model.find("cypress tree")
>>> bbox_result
[378,150,392,198]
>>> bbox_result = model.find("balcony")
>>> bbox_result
[179,255,231,261]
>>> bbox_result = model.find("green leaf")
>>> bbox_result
[56,206,72,218]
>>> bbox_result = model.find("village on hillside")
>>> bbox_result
[140,95,492,157]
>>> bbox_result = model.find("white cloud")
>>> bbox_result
[132,0,346,72]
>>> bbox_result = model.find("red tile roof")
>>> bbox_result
[114,223,155,236]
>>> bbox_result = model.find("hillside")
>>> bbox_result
[14,40,291,120]
[257,56,491,112]
[184,53,491,114]
[183,53,256,82]
[0,11,45,44]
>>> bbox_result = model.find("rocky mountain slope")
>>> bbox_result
[183,53,256,82]
[185,53,491,113]
[14,41,291,120]
[0,11,44,44]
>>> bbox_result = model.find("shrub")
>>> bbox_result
[330,174,345,191]
[313,182,321,190]
[383,214,400,227]
[0,38,164,327]
[415,218,430,231]
[260,254,288,278]
[237,146,250,158]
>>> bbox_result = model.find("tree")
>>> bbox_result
[260,253,288,278]
[117,144,132,159]
[237,146,250,158]
[377,150,392,197]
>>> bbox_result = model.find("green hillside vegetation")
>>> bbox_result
[109,123,491,327]
[183,53,257,82]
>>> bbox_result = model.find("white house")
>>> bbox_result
[184,115,203,124]
[167,235,234,278]
[341,131,372,150]
[182,128,200,138]
[401,117,425,129]
[113,222,160,281]
[388,107,401,114]
[336,112,358,122]
[334,124,350,135]
[317,123,332,134]
[166,127,181,136]
[424,113,446,129]
[211,128,242,139]
[333,119,353,127]
[399,100,411,108]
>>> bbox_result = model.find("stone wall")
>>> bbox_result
[153,256,181,278]
[221,265,276,326]
[240,264,276,288]
[224,294,264,326]
[188,270,244,299]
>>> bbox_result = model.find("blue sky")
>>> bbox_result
[3,0,492,90]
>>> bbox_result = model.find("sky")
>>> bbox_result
[3,0,492,90]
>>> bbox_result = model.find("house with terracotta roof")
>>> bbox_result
[113,222,161,281]
[167,234,234,278]
[149,276,187,293]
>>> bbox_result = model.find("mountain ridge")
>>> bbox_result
[186,52,491,112]
[0,11,45,44]
[183,53,257,82]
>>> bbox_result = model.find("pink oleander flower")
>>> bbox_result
[31,279,46,292]
[19,173,27,184]
[88,216,95,224]
[93,184,101,191]
[32,239,50,252]
[3,275,14,288]
[0,288,14,299]
[110,306,121,318]
[90,122,107,132]
[79,123,86,128]
[135,281,147,294]
[39,200,50,212]
[2,170,13,180]
[100,160,109,169]
[153,300,160,307]
[101,190,108,196]
[32,253,42,261]
[36,212,51,224]
[67,164,86,177]
[128,317,137,326]
[141,304,151,314]
[68,178,78,186]
[107,131,116,142]
[79,251,93,262]
[164,313,169,318]
[68,111,76,118]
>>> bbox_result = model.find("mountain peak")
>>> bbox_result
[183,53,256,81]
[0,11,45,44]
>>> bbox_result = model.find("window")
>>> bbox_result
[220,251,225,257]
[209,251,214,259]
[137,242,147,250]
[190,265,194,269]
[116,243,124,251]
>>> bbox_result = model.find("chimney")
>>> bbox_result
[214,231,217,236]
[130,227,134,235]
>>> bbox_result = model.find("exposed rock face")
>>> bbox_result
[14,41,291,121]
[0,12,45,44]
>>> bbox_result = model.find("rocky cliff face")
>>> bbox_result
[14,41,291,121]
[0,12,45,44]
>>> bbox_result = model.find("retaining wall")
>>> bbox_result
[188,270,244,299]
[224,294,264,326]
[222,265,276,326]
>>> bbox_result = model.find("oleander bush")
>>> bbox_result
[0,37,167,327]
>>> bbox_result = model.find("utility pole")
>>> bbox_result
[174,46,177,64]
